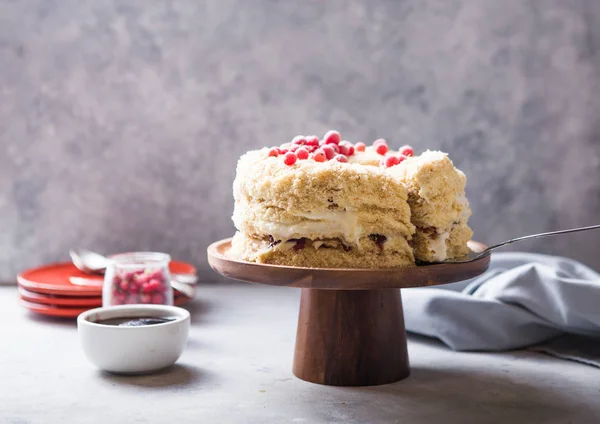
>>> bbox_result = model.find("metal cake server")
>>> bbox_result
[432,224,600,265]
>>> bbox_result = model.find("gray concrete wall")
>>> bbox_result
[1,0,599,282]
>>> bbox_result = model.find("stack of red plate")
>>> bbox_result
[17,261,196,318]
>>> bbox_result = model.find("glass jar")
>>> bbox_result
[102,252,173,307]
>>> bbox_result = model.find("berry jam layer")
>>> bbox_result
[230,232,414,269]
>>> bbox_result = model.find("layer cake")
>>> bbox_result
[231,131,473,268]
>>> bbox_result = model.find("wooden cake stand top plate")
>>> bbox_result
[207,238,490,290]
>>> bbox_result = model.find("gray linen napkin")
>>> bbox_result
[402,252,600,366]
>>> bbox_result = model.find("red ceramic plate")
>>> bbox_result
[18,285,192,306]
[20,295,192,318]
[18,285,102,306]
[20,299,89,318]
[17,261,196,296]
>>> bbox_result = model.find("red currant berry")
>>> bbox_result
[113,292,126,305]
[330,144,340,154]
[283,152,297,165]
[135,274,149,285]
[384,155,400,168]
[147,279,162,292]
[397,154,408,163]
[334,154,348,163]
[151,293,165,304]
[292,135,307,145]
[399,145,414,157]
[296,147,309,160]
[313,150,327,162]
[338,142,355,156]
[323,130,341,145]
[375,143,388,155]
[321,145,336,160]
[268,147,279,157]
[305,135,320,146]
[147,269,164,282]
[338,143,351,156]
[354,142,366,152]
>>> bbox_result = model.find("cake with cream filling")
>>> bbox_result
[231,130,473,267]
[390,150,473,262]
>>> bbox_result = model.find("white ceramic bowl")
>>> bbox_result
[78,305,190,374]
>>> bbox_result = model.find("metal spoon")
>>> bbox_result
[431,224,600,264]
[69,249,197,297]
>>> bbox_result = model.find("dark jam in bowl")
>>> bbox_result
[95,316,177,327]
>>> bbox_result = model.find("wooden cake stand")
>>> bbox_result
[207,239,490,387]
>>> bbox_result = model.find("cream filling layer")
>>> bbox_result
[254,211,362,245]
[429,231,450,261]
[455,193,471,221]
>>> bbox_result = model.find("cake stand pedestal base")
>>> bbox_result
[293,288,409,386]
[207,238,490,387]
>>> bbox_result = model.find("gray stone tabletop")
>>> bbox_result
[2,283,599,424]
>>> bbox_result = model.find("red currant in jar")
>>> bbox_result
[103,252,173,307]
[151,293,165,304]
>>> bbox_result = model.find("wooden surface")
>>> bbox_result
[293,288,409,386]
[207,238,491,290]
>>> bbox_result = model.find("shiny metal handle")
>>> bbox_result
[486,224,600,253]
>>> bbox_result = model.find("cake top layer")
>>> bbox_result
[233,130,470,220]
[234,147,410,213]
[392,150,467,201]
[391,150,471,229]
